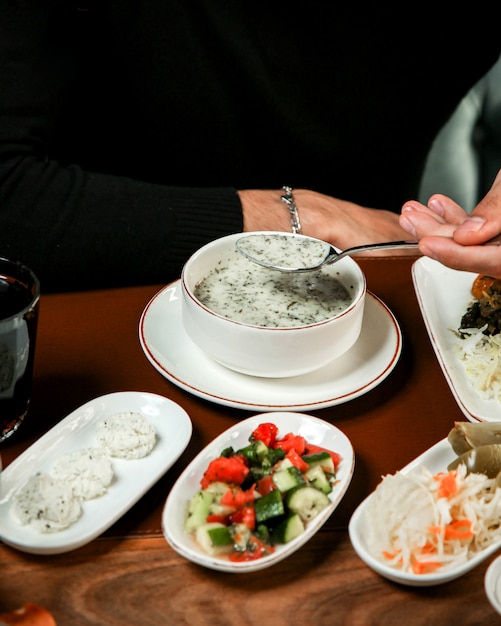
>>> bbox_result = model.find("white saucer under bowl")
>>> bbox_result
[139,280,402,411]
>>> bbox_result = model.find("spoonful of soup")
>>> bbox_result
[236,232,418,272]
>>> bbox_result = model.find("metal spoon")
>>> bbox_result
[236,232,419,272]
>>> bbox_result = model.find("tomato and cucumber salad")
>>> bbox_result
[184,422,342,562]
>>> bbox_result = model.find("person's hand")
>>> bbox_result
[239,188,410,251]
[399,168,501,277]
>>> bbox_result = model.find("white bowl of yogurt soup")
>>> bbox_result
[181,232,366,378]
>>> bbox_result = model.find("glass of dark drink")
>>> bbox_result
[0,257,40,443]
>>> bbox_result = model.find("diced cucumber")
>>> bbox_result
[237,440,268,464]
[207,525,233,546]
[305,465,332,495]
[286,486,330,522]
[208,502,235,517]
[184,490,215,533]
[271,513,305,544]
[195,523,234,555]
[255,489,284,522]
[254,439,270,462]
[204,481,231,497]
[203,481,235,516]
[255,523,271,544]
[248,466,269,482]
[231,523,252,550]
[272,465,306,493]
[274,458,294,471]
[247,465,270,484]
[267,447,286,466]
[303,451,335,474]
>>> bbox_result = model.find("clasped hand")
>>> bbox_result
[399,168,501,278]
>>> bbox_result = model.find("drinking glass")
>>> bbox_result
[0,257,40,443]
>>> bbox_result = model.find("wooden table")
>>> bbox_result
[1,255,499,625]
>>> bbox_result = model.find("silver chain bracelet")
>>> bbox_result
[280,185,302,235]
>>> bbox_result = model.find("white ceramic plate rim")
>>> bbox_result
[139,280,402,411]
[0,391,192,555]
[412,256,500,422]
[162,412,355,573]
[349,437,501,586]
[485,554,501,615]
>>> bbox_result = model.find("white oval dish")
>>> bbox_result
[162,412,355,572]
[0,391,192,555]
[412,256,501,422]
[485,555,501,615]
[349,437,501,586]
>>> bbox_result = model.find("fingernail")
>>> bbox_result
[457,216,486,232]
[420,244,437,261]
[427,197,445,217]
[400,216,417,237]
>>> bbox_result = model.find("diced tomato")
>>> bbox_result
[305,443,342,469]
[228,535,275,561]
[229,505,256,530]
[285,448,309,472]
[472,274,498,300]
[256,475,276,495]
[206,514,228,524]
[200,455,249,489]
[274,433,306,455]
[220,485,256,508]
[251,423,279,447]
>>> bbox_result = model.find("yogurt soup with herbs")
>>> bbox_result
[193,247,354,328]
[237,233,329,269]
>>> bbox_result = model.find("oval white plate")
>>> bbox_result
[412,256,500,422]
[349,437,501,586]
[485,555,501,615]
[139,280,402,411]
[0,391,192,555]
[162,412,354,572]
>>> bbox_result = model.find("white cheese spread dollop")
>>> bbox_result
[51,448,114,499]
[96,412,157,459]
[11,472,82,533]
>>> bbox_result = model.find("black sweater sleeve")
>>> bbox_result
[0,2,243,292]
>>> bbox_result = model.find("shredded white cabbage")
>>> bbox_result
[364,465,501,574]
[454,325,501,400]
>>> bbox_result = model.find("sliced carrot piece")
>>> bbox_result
[412,560,442,575]
[382,550,399,560]
[436,470,458,499]
[428,519,474,541]
[419,541,437,554]
[444,519,474,540]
